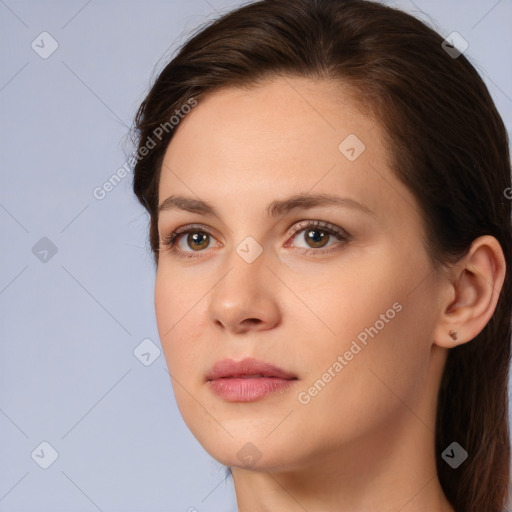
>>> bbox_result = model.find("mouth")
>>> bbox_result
[220,374,279,379]
[206,358,298,402]
[206,357,297,381]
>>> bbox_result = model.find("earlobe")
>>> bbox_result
[433,235,506,349]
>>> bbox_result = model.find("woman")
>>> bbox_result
[131,0,511,510]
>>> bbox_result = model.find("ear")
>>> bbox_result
[433,235,507,349]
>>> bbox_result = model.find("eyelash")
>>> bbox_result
[159,220,350,259]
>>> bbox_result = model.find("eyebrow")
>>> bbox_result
[158,192,375,219]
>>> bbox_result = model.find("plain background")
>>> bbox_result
[1,0,511,510]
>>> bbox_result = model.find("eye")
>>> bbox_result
[160,224,219,258]
[284,220,349,255]
[159,220,349,259]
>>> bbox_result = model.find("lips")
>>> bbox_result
[206,357,297,381]
[206,357,298,402]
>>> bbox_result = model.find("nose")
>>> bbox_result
[208,249,281,335]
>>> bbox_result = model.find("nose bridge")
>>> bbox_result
[218,228,268,282]
[208,237,280,332]
[214,237,268,306]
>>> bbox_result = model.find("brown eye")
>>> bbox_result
[287,220,349,255]
[186,232,210,251]
[160,224,219,258]
[304,229,330,248]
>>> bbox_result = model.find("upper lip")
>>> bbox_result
[206,357,297,380]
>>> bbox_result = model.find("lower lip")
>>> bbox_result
[208,377,297,402]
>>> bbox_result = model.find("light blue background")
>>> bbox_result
[1,0,511,510]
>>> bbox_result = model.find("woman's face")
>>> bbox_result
[154,76,448,472]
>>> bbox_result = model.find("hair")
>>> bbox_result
[131,0,512,509]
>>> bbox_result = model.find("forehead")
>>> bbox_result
[158,76,417,225]
[164,76,373,168]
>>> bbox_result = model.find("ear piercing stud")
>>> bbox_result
[449,330,458,341]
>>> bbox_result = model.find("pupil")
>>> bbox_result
[307,229,327,247]
[190,232,208,249]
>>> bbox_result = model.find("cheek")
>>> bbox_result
[154,265,203,331]
[154,269,203,376]
[298,252,438,429]
[154,271,217,439]
[289,250,405,366]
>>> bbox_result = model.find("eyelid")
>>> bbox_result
[284,220,349,243]
[169,223,221,241]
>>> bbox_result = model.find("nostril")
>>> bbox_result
[245,318,261,324]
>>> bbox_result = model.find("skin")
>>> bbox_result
[154,76,506,512]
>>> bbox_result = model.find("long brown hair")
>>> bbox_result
[131,1,512,509]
